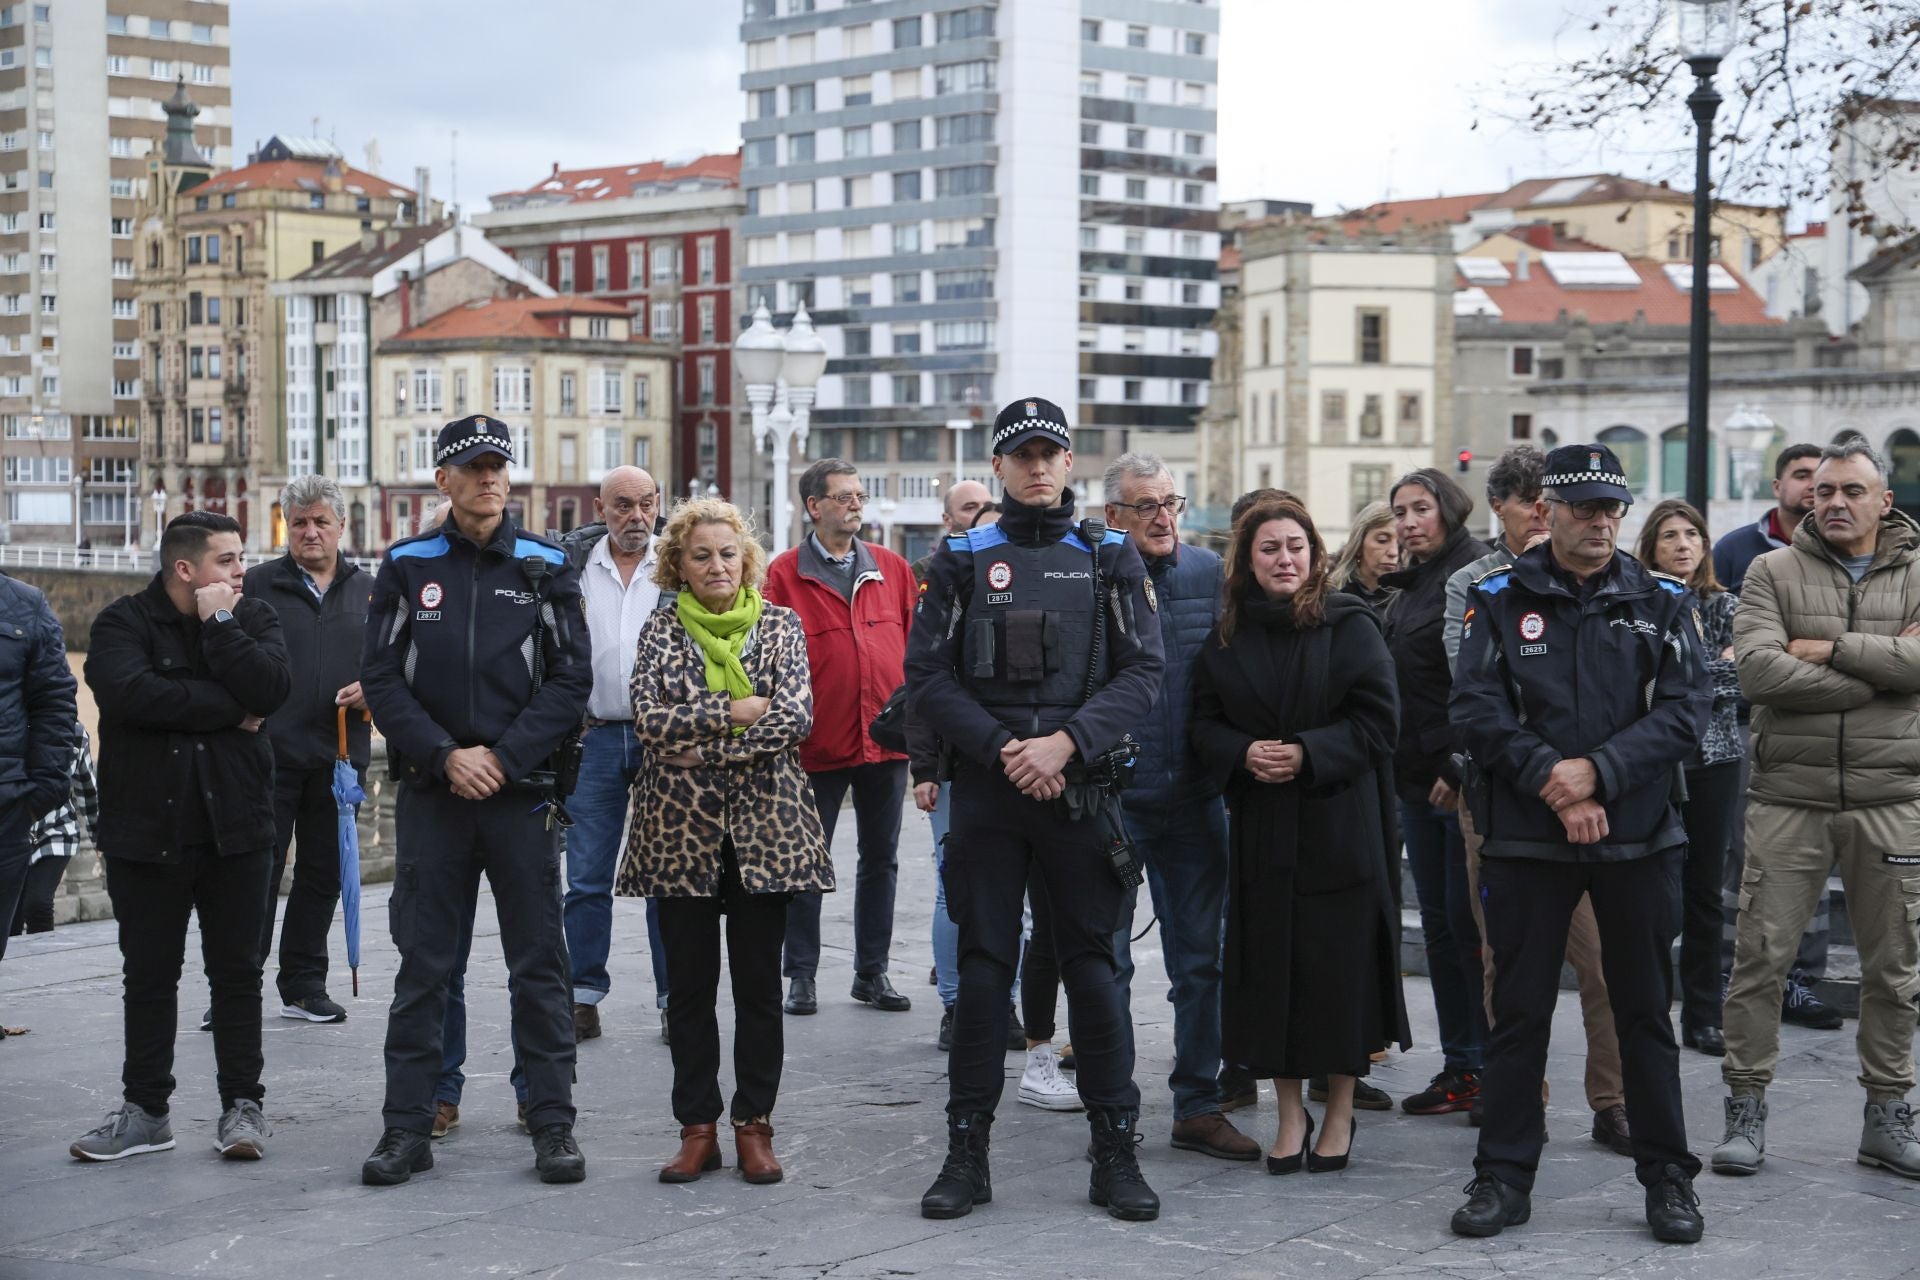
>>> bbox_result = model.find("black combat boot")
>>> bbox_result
[1088,1111,1160,1221]
[920,1112,992,1219]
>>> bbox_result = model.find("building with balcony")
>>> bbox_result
[0,2,232,545]
[271,222,552,550]
[136,128,430,547]
[371,295,673,549]
[737,0,1219,561]
[475,152,742,503]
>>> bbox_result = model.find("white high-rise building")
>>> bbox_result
[738,0,1218,559]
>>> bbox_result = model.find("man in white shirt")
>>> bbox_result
[566,466,665,1042]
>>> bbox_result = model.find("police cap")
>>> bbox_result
[435,414,515,468]
[1542,442,1633,506]
[991,396,1071,456]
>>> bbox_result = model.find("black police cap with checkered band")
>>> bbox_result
[991,396,1072,455]
[1542,442,1633,506]
[435,414,515,467]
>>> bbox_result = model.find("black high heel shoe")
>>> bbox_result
[1308,1117,1355,1173]
[1265,1112,1314,1175]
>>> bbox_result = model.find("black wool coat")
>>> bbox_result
[1380,525,1490,804]
[1191,591,1411,1078]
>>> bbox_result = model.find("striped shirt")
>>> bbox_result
[29,722,99,866]
[582,535,662,721]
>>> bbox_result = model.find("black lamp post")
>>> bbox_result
[1679,0,1738,514]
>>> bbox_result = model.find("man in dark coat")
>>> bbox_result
[244,475,370,1025]
[1448,442,1711,1244]
[72,511,290,1164]
[0,565,77,1032]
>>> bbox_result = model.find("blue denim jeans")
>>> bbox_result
[1114,797,1230,1121]
[566,724,669,1008]
[1401,799,1486,1072]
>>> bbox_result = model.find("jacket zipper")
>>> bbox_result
[1839,573,1859,810]
[467,552,481,734]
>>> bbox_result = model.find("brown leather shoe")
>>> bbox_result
[733,1119,784,1184]
[1169,1111,1261,1161]
[659,1123,721,1183]
[431,1101,459,1139]
[573,1003,602,1042]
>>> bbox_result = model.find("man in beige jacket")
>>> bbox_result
[1714,440,1920,1181]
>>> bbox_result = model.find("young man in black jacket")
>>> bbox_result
[72,512,290,1163]
[244,475,370,1025]
[1448,443,1711,1244]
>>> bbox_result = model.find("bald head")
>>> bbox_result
[597,466,659,560]
[943,480,992,535]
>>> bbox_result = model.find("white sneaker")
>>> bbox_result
[1017,1043,1085,1112]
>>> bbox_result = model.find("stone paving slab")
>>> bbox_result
[3,797,1917,1279]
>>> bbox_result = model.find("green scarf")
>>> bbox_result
[677,587,764,734]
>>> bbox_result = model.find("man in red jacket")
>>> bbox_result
[764,458,917,1016]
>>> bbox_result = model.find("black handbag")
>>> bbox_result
[869,683,910,754]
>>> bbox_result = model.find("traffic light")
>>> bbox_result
[1456,449,1472,474]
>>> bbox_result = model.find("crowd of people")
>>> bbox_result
[1,400,1917,1247]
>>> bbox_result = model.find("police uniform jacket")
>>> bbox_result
[85,575,290,862]
[905,488,1164,770]
[361,519,591,786]
[1449,544,1710,863]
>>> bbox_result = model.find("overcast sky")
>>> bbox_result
[232,0,1683,218]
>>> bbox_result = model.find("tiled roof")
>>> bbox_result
[290,224,447,282]
[1218,243,1242,272]
[1456,255,1781,327]
[1339,192,1496,230]
[390,295,630,343]
[1480,173,1688,211]
[491,151,741,206]
[193,159,416,200]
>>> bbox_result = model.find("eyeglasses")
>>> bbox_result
[821,491,869,507]
[1549,497,1628,521]
[1119,495,1187,519]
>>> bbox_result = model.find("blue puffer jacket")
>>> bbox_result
[0,572,78,821]
[1124,542,1224,812]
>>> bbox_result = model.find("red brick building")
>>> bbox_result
[474,153,743,499]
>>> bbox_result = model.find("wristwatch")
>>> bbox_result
[212,608,234,624]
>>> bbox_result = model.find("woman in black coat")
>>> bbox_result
[1192,495,1409,1175]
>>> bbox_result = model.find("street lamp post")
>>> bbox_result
[1678,0,1738,515]
[1723,403,1776,530]
[734,300,828,553]
[150,485,166,552]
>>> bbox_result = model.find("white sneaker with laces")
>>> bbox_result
[1017,1043,1085,1112]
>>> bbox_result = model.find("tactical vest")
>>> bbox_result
[954,523,1119,735]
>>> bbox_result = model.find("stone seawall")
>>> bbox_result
[6,566,147,651]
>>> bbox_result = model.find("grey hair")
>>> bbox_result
[1820,438,1891,482]
[1102,451,1172,502]
[280,473,346,523]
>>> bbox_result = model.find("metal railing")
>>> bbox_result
[0,543,382,574]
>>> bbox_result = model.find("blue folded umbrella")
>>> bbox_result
[333,709,367,996]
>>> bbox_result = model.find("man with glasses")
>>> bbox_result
[1448,442,1710,1243]
[765,458,919,1017]
[1100,453,1256,1161]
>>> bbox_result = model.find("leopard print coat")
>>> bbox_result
[615,603,834,899]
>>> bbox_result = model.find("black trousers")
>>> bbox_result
[260,765,347,1002]
[943,761,1139,1116]
[656,867,788,1126]
[1021,868,1062,1042]
[1680,761,1741,1031]
[0,801,35,946]
[9,853,69,935]
[785,760,907,980]
[104,844,272,1114]
[380,783,575,1135]
[1475,849,1701,1192]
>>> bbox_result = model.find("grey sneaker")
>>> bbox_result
[70,1102,175,1162]
[1710,1093,1766,1175]
[216,1099,270,1160]
[1859,1101,1920,1179]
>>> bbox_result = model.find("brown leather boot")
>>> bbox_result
[658,1123,721,1183]
[733,1119,783,1184]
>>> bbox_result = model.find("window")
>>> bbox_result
[1081,122,1100,145]
[651,243,675,283]
[1080,174,1100,198]
[594,427,624,478]
[891,119,921,152]
[1182,81,1207,106]
[1122,328,1144,352]
[107,54,129,76]
[192,62,215,85]
[1179,381,1201,407]
[590,368,623,414]
[1082,18,1102,41]
[893,16,921,48]
[744,137,776,167]
[696,357,716,404]
[560,373,578,414]
[750,87,776,120]
[891,325,921,354]
[1078,326,1098,350]
[652,300,675,338]
[1079,226,1099,250]
[1126,25,1148,48]
[891,271,921,303]
[1358,394,1383,439]
[1396,392,1423,442]
[1351,464,1390,515]
[788,82,815,114]
[844,375,872,406]
[854,430,887,463]
[1079,275,1097,300]
[891,170,921,202]
[454,370,468,413]
[556,250,575,292]
[934,60,993,95]
[1183,132,1205,156]
[412,367,444,412]
[1125,230,1145,253]
[843,74,872,106]
[934,320,989,350]
[206,297,220,324]
[1605,425,1653,495]
[788,132,815,163]
[892,374,921,404]
[844,326,872,356]
[1184,31,1207,56]
[696,237,715,284]
[186,236,202,265]
[891,223,922,254]
[1080,71,1101,96]
[843,227,872,258]
[1125,76,1148,102]
[891,68,921,99]
[1123,278,1145,302]
[698,296,716,343]
[1079,377,1098,402]
[1126,126,1147,150]
[1510,413,1533,441]
[207,234,221,263]
[934,269,992,301]
[1182,182,1204,205]
[936,165,992,197]
[1321,391,1347,435]
[936,8,993,41]
[1125,178,1147,200]
[1123,379,1143,402]
[592,246,609,291]
[493,365,532,413]
[633,375,651,416]
[1357,309,1388,364]
[842,125,873,160]
[1511,345,1535,377]
[1180,281,1202,305]
[846,275,873,305]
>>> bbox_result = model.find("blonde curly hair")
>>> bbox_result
[651,497,767,594]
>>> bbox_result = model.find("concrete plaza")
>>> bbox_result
[2,798,1916,1279]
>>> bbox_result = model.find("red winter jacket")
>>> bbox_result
[762,537,914,773]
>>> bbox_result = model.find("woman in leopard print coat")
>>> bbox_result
[616,498,831,1188]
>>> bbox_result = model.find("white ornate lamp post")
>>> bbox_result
[150,485,167,551]
[734,300,828,553]
[1722,403,1776,530]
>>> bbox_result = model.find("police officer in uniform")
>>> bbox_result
[358,415,593,1186]
[908,396,1166,1222]
[1448,442,1710,1244]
